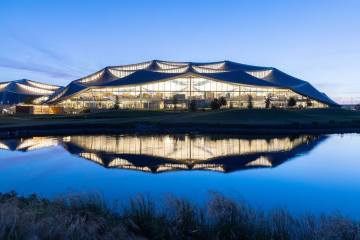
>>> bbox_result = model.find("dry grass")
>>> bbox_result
[0,191,359,240]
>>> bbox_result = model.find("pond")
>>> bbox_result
[0,133,359,218]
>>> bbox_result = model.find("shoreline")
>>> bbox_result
[1,122,360,138]
[1,108,360,138]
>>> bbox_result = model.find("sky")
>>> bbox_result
[0,0,359,104]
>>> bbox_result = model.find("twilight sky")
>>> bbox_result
[0,0,359,103]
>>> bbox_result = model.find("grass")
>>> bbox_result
[0,108,360,135]
[0,191,359,240]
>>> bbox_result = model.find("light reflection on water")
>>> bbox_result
[0,134,359,218]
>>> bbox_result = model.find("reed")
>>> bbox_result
[0,191,359,240]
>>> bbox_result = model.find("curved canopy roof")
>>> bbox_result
[46,60,338,106]
[0,79,62,105]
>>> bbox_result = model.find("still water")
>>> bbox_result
[0,134,359,217]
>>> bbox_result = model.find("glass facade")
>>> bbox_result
[56,74,327,111]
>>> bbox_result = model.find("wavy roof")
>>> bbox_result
[47,60,338,106]
[0,79,63,105]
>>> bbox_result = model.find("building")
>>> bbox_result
[0,79,62,106]
[45,60,338,112]
[0,79,63,114]
[15,105,64,115]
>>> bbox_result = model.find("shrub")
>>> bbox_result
[218,97,227,107]
[287,97,297,107]
[188,100,197,112]
[1,192,359,240]
[81,108,91,114]
[211,99,221,110]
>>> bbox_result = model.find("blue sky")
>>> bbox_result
[0,0,359,103]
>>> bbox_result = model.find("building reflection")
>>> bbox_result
[0,137,60,152]
[0,134,327,173]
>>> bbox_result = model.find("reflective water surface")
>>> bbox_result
[0,134,359,217]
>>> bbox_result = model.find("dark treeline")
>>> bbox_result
[0,191,359,240]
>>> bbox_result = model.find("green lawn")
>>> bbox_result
[1,108,360,131]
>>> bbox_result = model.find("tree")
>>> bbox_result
[265,96,271,109]
[287,97,297,107]
[81,108,91,114]
[211,98,221,110]
[113,96,120,109]
[189,100,197,111]
[247,95,253,109]
[218,97,227,107]
[172,95,178,110]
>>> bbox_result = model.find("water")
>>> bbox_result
[0,133,359,218]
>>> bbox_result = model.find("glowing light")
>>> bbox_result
[108,68,134,78]
[200,62,226,70]
[16,83,54,95]
[246,70,272,79]
[157,61,188,68]
[79,152,103,164]
[66,135,311,162]
[16,137,59,151]
[32,96,50,104]
[27,81,60,90]
[0,83,9,90]
[192,66,228,73]
[112,61,152,71]
[0,142,10,150]
[78,70,104,83]
[154,65,188,73]
[245,156,273,167]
